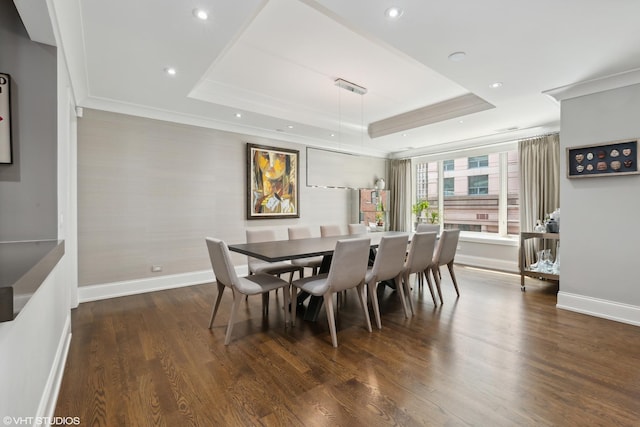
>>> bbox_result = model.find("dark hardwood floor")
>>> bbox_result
[55,266,640,426]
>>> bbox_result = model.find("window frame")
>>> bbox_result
[443,177,455,196]
[411,141,519,239]
[468,155,489,169]
[467,174,489,195]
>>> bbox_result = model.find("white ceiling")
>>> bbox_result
[17,0,640,157]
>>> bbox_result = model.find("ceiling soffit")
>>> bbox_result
[368,94,495,139]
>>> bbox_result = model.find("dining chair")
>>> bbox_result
[416,223,440,234]
[288,226,323,278]
[246,229,302,281]
[205,238,291,345]
[348,223,368,235]
[320,224,344,237]
[403,232,438,311]
[430,229,461,304]
[364,234,410,328]
[291,238,372,347]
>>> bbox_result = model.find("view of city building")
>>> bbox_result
[415,151,520,235]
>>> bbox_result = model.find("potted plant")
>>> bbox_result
[427,210,439,224]
[412,200,430,218]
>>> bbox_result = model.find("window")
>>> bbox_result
[443,177,454,196]
[468,155,488,169]
[415,160,439,210]
[468,175,488,195]
[413,148,519,236]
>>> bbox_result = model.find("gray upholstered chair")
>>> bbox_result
[288,226,323,277]
[403,232,438,310]
[291,238,372,347]
[348,223,368,235]
[364,234,410,328]
[416,223,440,234]
[320,224,344,237]
[205,237,291,345]
[245,229,302,282]
[430,229,461,304]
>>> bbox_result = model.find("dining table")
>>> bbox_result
[228,230,410,321]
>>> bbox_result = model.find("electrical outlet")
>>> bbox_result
[151,265,163,272]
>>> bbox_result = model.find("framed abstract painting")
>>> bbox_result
[247,143,299,219]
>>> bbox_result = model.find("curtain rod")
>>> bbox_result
[396,130,560,160]
[519,132,559,141]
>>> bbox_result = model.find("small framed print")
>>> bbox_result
[567,139,638,178]
[0,72,12,164]
[247,143,300,219]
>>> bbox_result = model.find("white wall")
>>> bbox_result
[0,265,71,420]
[557,82,640,325]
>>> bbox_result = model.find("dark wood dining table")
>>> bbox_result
[228,230,410,321]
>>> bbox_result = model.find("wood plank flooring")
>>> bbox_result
[55,267,640,426]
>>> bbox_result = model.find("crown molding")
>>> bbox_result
[544,68,640,102]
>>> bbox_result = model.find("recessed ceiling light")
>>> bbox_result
[330,133,336,137]
[235,113,242,118]
[448,51,466,62]
[385,7,403,19]
[165,67,177,76]
[287,125,294,129]
[402,133,408,137]
[459,120,464,123]
[193,9,208,20]
[490,82,503,88]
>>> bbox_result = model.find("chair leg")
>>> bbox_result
[324,293,339,347]
[225,291,242,345]
[356,283,372,333]
[367,281,382,329]
[448,262,460,296]
[423,270,437,305]
[209,283,225,329]
[395,273,410,318]
[400,274,414,316]
[432,266,444,304]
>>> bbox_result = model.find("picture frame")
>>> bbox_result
[0,72,12,164]
[247,143,300,219]
[566,139,638,179]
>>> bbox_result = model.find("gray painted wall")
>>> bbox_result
[0,0,57,241]
[560,83,640,311]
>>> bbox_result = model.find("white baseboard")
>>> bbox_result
[557,292,640,327]
[455,254,518,273]
[38,312,72,419]
[78,266,249,303]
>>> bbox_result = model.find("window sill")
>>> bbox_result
[459,232,519,247]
